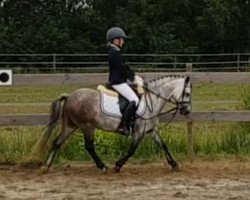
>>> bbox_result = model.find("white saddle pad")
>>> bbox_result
[100,92,146,118]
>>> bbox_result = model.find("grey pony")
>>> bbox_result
[42,75,191,172]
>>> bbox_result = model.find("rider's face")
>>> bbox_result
[113,38,124,48]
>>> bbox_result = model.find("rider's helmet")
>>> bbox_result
[106,27,127,41]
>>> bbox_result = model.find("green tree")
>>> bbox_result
[0,0,249,54]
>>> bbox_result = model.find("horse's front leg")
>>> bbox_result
[115,132,144,172]
[150,128,179,171]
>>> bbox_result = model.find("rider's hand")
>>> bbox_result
[134,75,144,87]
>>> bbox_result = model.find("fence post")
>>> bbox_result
[186,63,194,160]
[174,56,177,70]
[53,54,56,70]
[237,53,240,72]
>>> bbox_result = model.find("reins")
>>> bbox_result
[137,79,190,123]
[138,83,179,121]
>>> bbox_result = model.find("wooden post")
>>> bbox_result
[186,63,194,160]
[174,56,177,70]
[237,53,240,72]
[53,54,56,70]
[186,63,193,72]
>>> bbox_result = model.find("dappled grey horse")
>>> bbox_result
[43,75,191,172]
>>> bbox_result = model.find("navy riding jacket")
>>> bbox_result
[108,45,134,85]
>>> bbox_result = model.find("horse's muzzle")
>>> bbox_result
[179,107,190,116]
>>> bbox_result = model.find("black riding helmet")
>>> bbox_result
[106,27,127,41]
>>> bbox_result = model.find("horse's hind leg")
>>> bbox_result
[81,126,107,171]
[150,128,179,171]
[46,125,76,169]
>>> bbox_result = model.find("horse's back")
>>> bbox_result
[64,87,99,113]
[68,88,99,103]
[73,88,96,94]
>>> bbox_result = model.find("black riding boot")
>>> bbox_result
[118,101,137,135]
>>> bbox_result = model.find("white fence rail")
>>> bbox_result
[0,53,250,72]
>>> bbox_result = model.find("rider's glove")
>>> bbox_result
[134,75,144,87]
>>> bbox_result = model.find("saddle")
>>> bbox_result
[97,85,118,97]
[97,84,146,118]
[97,84,132,115]
[97,84,144,97]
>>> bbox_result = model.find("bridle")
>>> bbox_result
[138,79,190,121]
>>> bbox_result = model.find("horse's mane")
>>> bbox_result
[148,74,187,83]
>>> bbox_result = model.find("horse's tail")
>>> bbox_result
[45,94,68,135]
[28,94,69,165]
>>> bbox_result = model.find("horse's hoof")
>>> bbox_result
[40,166,49,174]
[114,165,121,173]
[102,166,109,173]
[172,164,181,172]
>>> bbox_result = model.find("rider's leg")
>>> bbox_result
[112,83,139,106]
[112,83,139,135]
[118,101,136,135]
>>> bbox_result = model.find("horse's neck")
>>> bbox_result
[145,77,183,114]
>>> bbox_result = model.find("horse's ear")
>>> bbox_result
[185,76,190,84]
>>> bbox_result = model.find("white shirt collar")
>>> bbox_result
[110,44,120,51]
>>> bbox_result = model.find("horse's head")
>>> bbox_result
[169,76,191,116]
[145,75,192,117]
